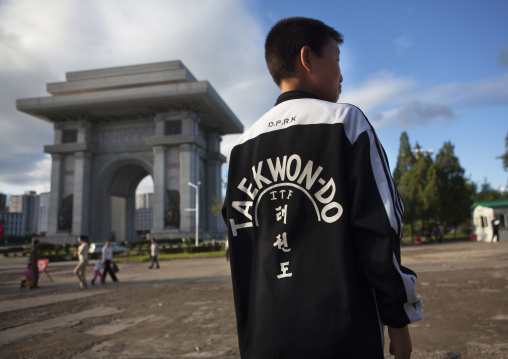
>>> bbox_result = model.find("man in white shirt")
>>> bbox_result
[492,216,501,242]
[102,239,118,282]
[149,239,160,269]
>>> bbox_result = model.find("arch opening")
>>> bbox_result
[134,175,154,239]
[107,164,152,243]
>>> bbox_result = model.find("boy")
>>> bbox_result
[222,17,422,358]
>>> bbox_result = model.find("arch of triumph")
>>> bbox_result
[17,61,243,244]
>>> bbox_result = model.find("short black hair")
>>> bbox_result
[265,17,343,87]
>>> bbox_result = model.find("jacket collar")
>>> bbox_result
[274,90,322,106]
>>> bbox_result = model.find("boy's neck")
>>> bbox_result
[280,77,309,94]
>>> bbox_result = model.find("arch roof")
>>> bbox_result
[16,61,243,135]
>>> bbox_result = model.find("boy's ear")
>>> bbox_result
[300,46,312,73]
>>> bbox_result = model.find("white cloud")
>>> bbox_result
[2,0,507,195]
[0,0,275,194]
[396,100,455,127]
[423,73,508,108]
[339,72,415,112]
[340,71,508,129]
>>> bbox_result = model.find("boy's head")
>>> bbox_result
[265,17,344,102]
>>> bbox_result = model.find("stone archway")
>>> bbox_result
[17,61,243,244]
[95,158,152,243]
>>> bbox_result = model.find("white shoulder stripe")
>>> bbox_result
[234,99,371,147]
[368,131,402,234]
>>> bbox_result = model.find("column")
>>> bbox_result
[179,143,198,232]
[47,153,63,235]
[206,133,222,232]
[152,146,167,232]
[125,193,136,243]
[72,151,91,235]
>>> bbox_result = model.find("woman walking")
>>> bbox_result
[73,235,89,290]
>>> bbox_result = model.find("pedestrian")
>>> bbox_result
[20,263,35,289]
[73,235,89,290]
[224,236,229,262]
[91,253,105,285]
[102,239,118,282]
[148,239,160,269]
[222,17,422,359]
[492,216,501,242]
[433,226,439,242]
[29,239,40,288]
[439,224,445,242]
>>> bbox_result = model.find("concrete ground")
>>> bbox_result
[0,241,508,358]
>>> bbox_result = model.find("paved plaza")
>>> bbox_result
[1,241,508,358]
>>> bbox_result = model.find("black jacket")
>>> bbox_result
[222,92,422,358]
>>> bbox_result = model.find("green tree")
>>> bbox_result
[434,142,471,231]
[209,179,227,217]
[421,162,440,225]
[398,155,432,240]
[473,178,503,202]
[393,132,416,187]
[466,179,478,203]
[209,196,223,217]
[501,132,508,171]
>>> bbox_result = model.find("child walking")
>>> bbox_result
[91,254,105,285]
[20,263,35,289]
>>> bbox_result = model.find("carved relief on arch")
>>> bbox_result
[95,127,154,145]
[165,190,180,229]
[58,194,73,232]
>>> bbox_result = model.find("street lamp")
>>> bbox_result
[187,181,201,247]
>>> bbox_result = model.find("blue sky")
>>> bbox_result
[249,0,508,189]
[0,0,506,199]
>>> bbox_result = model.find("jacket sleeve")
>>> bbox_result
[346,127,422,328]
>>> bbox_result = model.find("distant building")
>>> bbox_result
[9,191,40,235]
[471,200,508,242]
[8,195,23,213]
[38,192,50,234]
[136,193,153,209]
[0,193,6,211]
[135,208,153,234]
[0,211,24,237]
[135,193,153,235]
